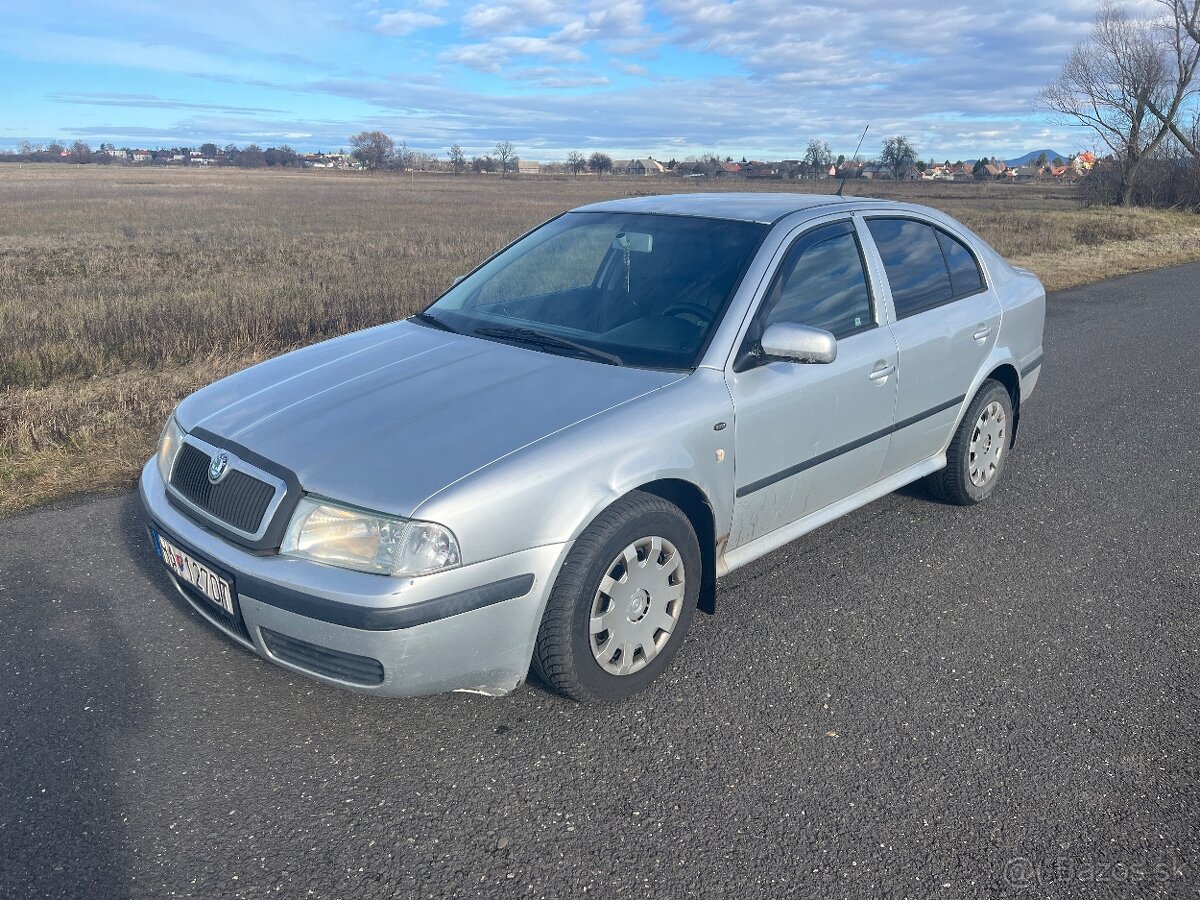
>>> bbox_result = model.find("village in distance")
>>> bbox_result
[1,133,1098,184]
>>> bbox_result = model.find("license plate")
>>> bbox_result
[152,529,236,615]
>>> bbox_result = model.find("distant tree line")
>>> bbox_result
[4,126,1138,195]
[0,140,335,168]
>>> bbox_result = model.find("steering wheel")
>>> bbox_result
[662,302,715,325]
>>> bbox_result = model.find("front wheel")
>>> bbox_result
[531,491,701,702]
[925,380,1014,505]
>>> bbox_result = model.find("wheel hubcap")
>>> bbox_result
[968,400,1007,487]
[589,535,685,676]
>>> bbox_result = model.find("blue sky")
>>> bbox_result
[0,0,1103,160]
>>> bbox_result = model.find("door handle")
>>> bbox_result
[973,325,992,342]
[868,363,895,382]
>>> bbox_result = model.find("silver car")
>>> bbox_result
[141,193,1045,701]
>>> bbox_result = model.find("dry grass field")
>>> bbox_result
[3,164,1200,515]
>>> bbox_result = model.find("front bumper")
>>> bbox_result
[140,460,570,697]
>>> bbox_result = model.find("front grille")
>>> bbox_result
[171,443,276,534]
[261,628,385,686]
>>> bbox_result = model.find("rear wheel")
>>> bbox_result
[532,491,701,702]
[925,380,1013,505]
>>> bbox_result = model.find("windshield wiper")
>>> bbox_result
[411,312,458,333]
[472,325,623,366]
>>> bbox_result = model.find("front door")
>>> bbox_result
[727,220,899,550]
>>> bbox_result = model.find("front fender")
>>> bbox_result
[412,369,736,567]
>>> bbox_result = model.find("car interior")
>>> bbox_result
[456,215,767,366]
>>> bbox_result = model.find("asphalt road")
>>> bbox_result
[2,263,1198,900]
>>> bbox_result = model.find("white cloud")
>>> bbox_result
[463,0,567,34]
[441,34,589,72]
[374,8,444,35]
[509,66,612,88]
[615,62,648,77]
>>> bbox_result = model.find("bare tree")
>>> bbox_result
[588,151,613,179]
[1144,0,1200,159]
[566,150,586,176]
[880,136,917,179]
[696,152,723,178]
[447,144,466,175]
[1040,4,1184,204]
[392,140,413,170]
[803,139,832,169]
[236,144,267,168]
[494,140,516,177]
[69,140,93,164]
[350,131,395,170]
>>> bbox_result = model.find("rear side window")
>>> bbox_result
[865,218,952,318]
[936,230,984,296]
[761,224,874,339]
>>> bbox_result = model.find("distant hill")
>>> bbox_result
[1003,149,1070,167]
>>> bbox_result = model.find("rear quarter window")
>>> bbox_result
[936,230,985,296]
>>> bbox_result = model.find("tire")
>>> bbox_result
[531,491,702,702]
[924,379,1014,506]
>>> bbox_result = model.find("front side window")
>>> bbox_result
[423,212,768,370]
[866,218,953,318]
[760,224,874,339]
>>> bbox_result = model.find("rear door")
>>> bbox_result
[726,219,899,549]
[862,216,1002,479]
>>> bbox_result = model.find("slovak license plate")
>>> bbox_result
[151,529,236,615]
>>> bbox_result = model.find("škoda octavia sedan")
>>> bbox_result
[142,193,1045,701]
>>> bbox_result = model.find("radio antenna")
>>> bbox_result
[836,124,869,197]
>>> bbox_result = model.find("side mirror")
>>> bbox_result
[759,323,837,364]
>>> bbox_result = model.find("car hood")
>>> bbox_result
[176,320,683,516]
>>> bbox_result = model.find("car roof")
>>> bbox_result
[573,192,869,225]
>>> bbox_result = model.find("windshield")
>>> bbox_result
[420,212,768,369]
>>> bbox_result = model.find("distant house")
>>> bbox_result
[626,157,665,176]
[131,149,152,162]
[744,163,781,179]
[517,160,541,175]
[719,161,743,176]
[302,153,358,170]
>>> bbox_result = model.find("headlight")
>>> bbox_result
[281,496,461,577]
[157,415,185,482]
